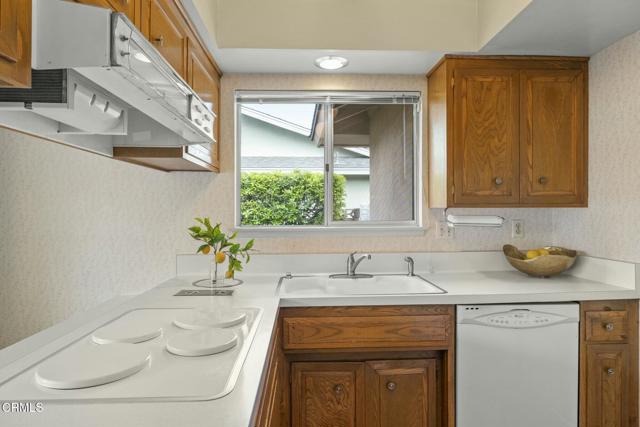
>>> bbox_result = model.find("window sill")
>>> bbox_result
[233,225,426,238]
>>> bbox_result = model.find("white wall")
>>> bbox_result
[552,30,640,263]
[0,73,557,349]
[0,130,225,348]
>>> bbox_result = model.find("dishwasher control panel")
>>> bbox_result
[477,310,566,328]
[458,305,578,329]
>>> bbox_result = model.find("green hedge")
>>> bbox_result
[240,171,346,225]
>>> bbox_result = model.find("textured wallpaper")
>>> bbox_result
[552,30,640,263]
[0,74,559,348]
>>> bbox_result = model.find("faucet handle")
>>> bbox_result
[404,256,415,276]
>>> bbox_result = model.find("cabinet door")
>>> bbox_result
[291,362,364,427]
[186,38,220,169]
[365,359,437,427]
[452,68,520,205]
[520,68,586,205]
[0,0,30,88]
[255,322,288,427]
[147,0,187,78]
[584,345,629,427]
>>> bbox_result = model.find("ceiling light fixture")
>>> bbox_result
[314,56,349,70]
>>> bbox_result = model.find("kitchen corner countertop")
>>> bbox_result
[0,266,638,427]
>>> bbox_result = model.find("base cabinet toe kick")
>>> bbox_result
[252,301,639,427]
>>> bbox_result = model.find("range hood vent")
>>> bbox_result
[0,0,216,156]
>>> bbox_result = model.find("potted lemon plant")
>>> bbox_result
[188,218,255,286]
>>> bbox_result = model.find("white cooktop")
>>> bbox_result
[0,306,262,402]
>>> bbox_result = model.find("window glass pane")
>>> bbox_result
[239,103,326,226]
[331,104,415,222]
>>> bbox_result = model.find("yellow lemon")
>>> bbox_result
[537,249,550,256]
[215,252,226,264]
[201,245,211,255]
[526,250,540,259]
[225,270,234,279]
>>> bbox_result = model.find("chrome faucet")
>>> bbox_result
[347,252,371,276]
[404,256,415,276]
[330,252,373,279]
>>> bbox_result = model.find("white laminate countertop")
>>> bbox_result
[0,254,638,427]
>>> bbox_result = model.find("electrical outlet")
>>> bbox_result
[511,219,524,238]
[437,221,455,239]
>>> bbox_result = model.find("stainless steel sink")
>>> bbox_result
[277,274,446,297]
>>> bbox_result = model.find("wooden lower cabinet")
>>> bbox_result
[255,315,289,427]
[291,360,437,427]
[584,345,629,427]
[365,360,437,427]
[292,362,364,427]
[254,306,454,427]
[580,300,639,427]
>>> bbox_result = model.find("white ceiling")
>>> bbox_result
[182,0,640,75]
[206,49,445,75]
[482,0,640,56]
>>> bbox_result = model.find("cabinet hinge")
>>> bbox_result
[451,185,455,196]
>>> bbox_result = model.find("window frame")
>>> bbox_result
[234,90,423,233]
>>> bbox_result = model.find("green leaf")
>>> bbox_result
[196,244,209,254]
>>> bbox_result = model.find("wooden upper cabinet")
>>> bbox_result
[452,69,519,205]
[0,0,31,88]
[292,362,365,427]
[427,56,588,208]
[146,0,187,78]
[365,360,437,427]
[520,68,586,205]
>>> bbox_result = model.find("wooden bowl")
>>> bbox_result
[503,244,578,277]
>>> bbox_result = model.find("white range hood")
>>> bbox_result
[0,0,216,156]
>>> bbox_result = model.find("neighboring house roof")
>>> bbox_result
[242,156,370,176]
[240,104,317,136]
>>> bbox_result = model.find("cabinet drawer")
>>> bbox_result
[283,314,451,350]
[585,310,629,343]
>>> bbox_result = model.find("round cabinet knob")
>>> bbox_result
[494,177,504,186]
[386,381,397,391]
[605,322,615,331]
[334,384,344,394]
[607,368,616,376]
[538,176,548,185]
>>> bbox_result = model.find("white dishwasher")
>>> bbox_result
[457,304,579,427]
